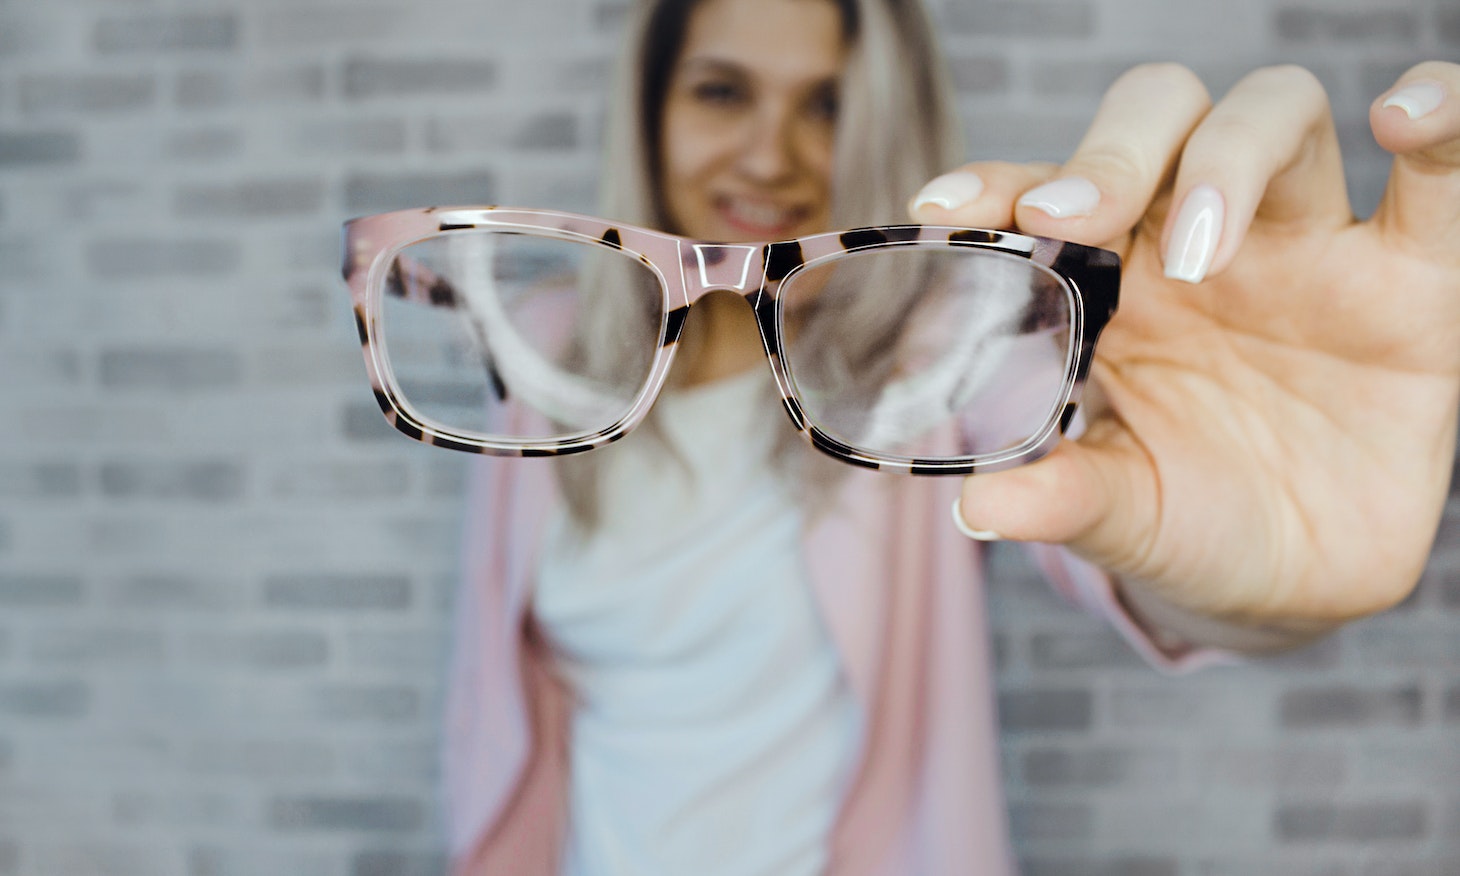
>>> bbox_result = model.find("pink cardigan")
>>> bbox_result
[444,452,1223,875]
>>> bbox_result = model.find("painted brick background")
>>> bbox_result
[1,1,1457,874]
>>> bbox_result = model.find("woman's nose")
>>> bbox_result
[736,106,799,182]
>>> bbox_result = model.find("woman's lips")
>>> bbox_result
[714,195,809,238]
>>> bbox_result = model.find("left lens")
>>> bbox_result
[777,246,1076,463]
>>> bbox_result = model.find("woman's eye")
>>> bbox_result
[692,80,746,107]
[807,84,839,124]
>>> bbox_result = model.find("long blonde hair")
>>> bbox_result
[559,0,965,525]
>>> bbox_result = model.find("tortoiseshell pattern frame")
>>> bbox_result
[341,206,1120,476]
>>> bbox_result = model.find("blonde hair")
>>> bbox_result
[559,0,965,525]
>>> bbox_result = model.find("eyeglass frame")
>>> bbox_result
[341,206,1120,476]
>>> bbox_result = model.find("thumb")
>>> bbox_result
[954,422,1157,566]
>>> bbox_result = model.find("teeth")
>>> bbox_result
[726,199,794,229]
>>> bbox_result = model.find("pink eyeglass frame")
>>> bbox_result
[341,206,1120,476]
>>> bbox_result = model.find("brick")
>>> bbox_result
[998,688,1092,732]
[1443,4,1460,44]
[267,459,411,502]
[0,462,83,499]
[29,627,166,666]
[86,238,240,279]
[1022,858,1178,876]
[114,791,243,828]
[1274,7,1419,42]
[1353,622,1460,667]
[1361,860,1460,876]
[0,680,89,718]
[948,55,1011,93]
[342,170,495,214]
[0,131,81,166]
[0,574,84,608]
[167,127,243,162]
[268,795,423,832]
[255,7,403,45]
[290,118,408,156]
[1006,800,1094,843]
[104,574,232,612]
[184,738,335,779]
[262,573,411,611]
[174,179,324,219]
[342,399,399,443]
[1279,685,1424,729]
[343,739,438,784]
[427,112,578,153]
[19,74,155,114]
[1198,746,1347,790]
[1275,801,1428,842]
[99,348,242,391]
[1031,59,1141,97]
[29,843,176,876]
[1028,629,1147,669]
[185,630,330,670]
[187,846,341,876]
[346,630,446,673]
[1187,856,1355,876]
[351,850,449,876]
[945,0,1096,37]
[343,57,498,99]
[99,460,245,502]
[95,13,238,54]
[173,65,326,109]
[1023,746,1180,787]
[314,684,421,722]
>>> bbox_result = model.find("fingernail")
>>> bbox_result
[1164,184,1224,285]
[1382,80,1445,120]
[912,171,985,216]
[1017,176,1101,219]
[951,498,1002,542]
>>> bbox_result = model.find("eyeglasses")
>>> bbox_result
[340,206,1119,475]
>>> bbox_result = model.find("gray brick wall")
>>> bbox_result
[0,1,1456,874]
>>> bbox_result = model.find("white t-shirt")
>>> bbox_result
[534,370,862,876]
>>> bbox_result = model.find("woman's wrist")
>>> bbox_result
[1112,576,1339,656]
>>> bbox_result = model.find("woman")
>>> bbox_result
[442,0,1460,873]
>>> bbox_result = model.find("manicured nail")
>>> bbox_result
[1164,184,1224,285]
[912,171,985,215]
[1017,176,1101,219]
[1382,80,1445,120]
[951,499,1002,542]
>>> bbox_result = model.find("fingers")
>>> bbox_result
[909,160,1059,229]
[914,64,1212,253]
[1159,65,1350,283]
[1012,63,1212,249]
[916,63,1357,286]
[1370,61,1460,258]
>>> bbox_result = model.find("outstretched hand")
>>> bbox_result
[918,62,1460,639]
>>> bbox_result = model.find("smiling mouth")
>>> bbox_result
[716,196,810,236]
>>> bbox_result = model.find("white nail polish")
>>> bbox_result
[951,499,1002,542]
[1164,184,1224,285]
[912,171,985,214]
[1382,81,1445,120]
[1017,177,1101,219]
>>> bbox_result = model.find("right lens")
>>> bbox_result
[375,229,665,444]
[778,246,1076,463]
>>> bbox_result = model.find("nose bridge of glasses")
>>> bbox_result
[683,243,765,301]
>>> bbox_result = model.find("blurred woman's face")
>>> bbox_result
[658,0,845,243]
